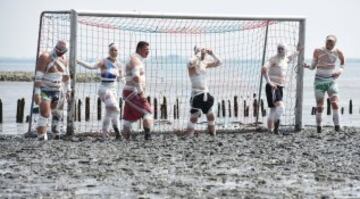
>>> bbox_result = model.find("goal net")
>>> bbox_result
[28,10,305,134]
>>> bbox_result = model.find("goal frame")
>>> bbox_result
[28,9,306,134]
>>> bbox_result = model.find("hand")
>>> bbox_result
[269,83,277,90]
[34,94,41,105]
[303,63,310,68]
[66,91,71,100]
[332,71,342,79]
[139,92,146,99]
[297,43,304,52]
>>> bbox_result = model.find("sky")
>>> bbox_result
[0,0,359,59]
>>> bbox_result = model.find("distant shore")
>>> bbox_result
[0,71,99,82]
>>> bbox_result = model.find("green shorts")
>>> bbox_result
[314,76,338,101]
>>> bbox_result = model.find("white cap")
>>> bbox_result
[193,45,202,54]
[108,43,118,50]
[277,42,286,49]
[326,35,337,42]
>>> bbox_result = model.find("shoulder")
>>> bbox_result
[313,48,322,56]
[268,56,278,63]
[39,51,51,60]
[335,48,343,54]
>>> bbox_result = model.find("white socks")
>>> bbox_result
[110,111,120,128]
[274,105,284,121]
[333,109,340,126]
[268,108,276,122]
[316,110,323,126]
[102,111,111,133]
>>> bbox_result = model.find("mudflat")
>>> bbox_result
[0,127,359,198]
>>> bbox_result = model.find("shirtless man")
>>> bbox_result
[185,46,222,137]
[262,43,302,134]
[34,40,71,140]
[77,43,123,139]
[122,41,153,141]
[304,35,345,133]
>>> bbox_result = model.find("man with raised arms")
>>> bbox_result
[185,46,222,137]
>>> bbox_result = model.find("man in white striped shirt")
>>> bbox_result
[304,35,345,133]
[262,43,301,134]
[34,40,71,140]
[77,43,124,139]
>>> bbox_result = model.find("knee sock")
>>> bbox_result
[102,111,111,133]
[110,111,120,129]
[274,105,284,121]
[316,111,323,126]
[333,109,340,126]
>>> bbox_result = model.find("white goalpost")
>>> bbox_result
[28,10,305,135]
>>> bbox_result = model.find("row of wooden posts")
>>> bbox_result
[0,97,357,124]
[73,95,268,122]
[311,98,355,115]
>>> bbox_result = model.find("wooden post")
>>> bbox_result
[244,100,249,117]
[164,97,168,119]
[253,98,258,118]
[221,100,226,117]
[97,97,101,121]
[154,98,158,119]
[16,99,20,123]
[176,98,179,119]
[326,98,331,115]
[19,98,25,123]
[173,104,176,119]
[228,100,232,117]
[217,102,221,118]
[311,107,316,115]
[0,99,2,123]
[77,99,82,122]
[74,100,77,121]
[119,98,123,119]
[261,99,266,116]
[163,97,168,119]
[147,96,151,104]
[349,99,353,114]
[234,96,238,117]
[243,100,247,117]
[85,97,90,121]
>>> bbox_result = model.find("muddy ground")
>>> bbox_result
[1,127,360,199]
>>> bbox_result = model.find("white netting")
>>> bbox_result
[29,12,303,133]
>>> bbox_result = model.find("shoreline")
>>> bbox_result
[0,71,99,82]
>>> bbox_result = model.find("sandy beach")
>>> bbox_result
[1,127,359,198]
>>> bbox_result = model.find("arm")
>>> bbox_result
[187,55,200,69]
[261,59,277,89]
[117,63,125,83]
[76,59,102,70]
[206,50,222,68]
[304,49,319,70]
[287,44,304,62]
[332,49,345,79]
[130,56,145,96]
[35,53,49,95]
[63,60,72,95]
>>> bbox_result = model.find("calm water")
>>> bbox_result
[0,59,359,134]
